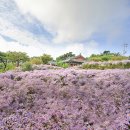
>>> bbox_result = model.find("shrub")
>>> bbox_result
[0,63,4,73]
[21,62,33,71]
[111,56,127,61]
[101,56,110,61]
[30,58,42,65]
[56,61,69,68]
[89,53,128,62]
[124,62,130,68]
[62,63,69,68]
[6,63,15,71]
[0,63,15,73]
[82,63,99,69]
[82,61,130,70]
[89,57,102,62]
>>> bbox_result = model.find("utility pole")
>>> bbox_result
[123,43,128,55]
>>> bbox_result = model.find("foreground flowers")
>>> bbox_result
[0,68,129,130]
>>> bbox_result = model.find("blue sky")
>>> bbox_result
[0,0,130,58]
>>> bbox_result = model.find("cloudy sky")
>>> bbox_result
[0,0,130,58]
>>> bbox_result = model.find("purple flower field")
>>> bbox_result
[0,68,129,130]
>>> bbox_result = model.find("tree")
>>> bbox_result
[103,51,110,55]
[6,51,29,67]
[41,54,53,64]
[56,52,75,61]
[0,52,7,70]
[30,57,42,65]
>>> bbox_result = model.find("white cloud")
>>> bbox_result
[65,43,84,55]
[0,17,47,47]
[0,34,65,58]
[0,34,100,58]
[0,35,44,57]
[0,6,54,57]
[85,40,100,56]
[15,0,130,43]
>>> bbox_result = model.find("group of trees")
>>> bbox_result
[0,51,30,70]
[0,50,129,71]
[0,51,53,70]
[89,51,127,62]
[56,52,75,61]
[30,54,53,65]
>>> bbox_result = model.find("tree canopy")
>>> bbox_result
[56,52,75,61]
[0,52,7,70]
[41,54,53,64]
[6,51,29,67]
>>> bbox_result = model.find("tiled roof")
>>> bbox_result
[63,56,86,63]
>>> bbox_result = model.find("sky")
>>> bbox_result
[0,0,130,58]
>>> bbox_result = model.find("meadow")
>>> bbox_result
[0,67,129,130]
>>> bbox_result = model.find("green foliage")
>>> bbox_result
[89,51,127,62]
[89,57,102,62]
[0,63,15,73]
[0,52,7,70]
[0,52,6,59]
[56,52,75,61]
[56,61,69,68]
[0,63,5,73]
[7,51,29,67]
[111,56,127,61]
[0,69,4,73]
[5,63,15,71]
[82,62,130,70]
[0,63,5,70]
[101,56,110,61]
[124,62,130,68]
[103,50,110,55]
[82,64,100,69]
[41,54,53,64]
[102,51,121,56]
[21,62,33,71]
[30,57,42,65]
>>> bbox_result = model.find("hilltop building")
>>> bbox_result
[63,54,86,66]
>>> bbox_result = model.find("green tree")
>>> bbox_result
[56,61,69,68]
[30,57,42,65]
[22,62,33,71]
[56,52,75,61]
[0,52,7,70]
[41,54,53,64]
[103,51,110,55]
[7,51,29,67]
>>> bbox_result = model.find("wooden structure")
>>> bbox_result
[63,54,86,66]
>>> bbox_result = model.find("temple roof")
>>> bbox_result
[63,54,86,63]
